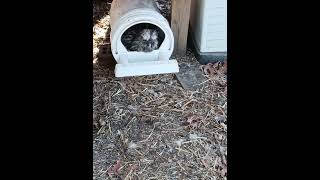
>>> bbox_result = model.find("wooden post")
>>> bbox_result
[171,0,192,56]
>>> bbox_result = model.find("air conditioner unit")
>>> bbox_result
[189,0,227,64]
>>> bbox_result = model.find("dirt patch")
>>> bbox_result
[93,1,227,179]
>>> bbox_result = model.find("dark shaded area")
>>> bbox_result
[93,0,112,25]
[121,23,165,52]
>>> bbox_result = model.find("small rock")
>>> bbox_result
[127,105,136,111]
[215,115,226,123]
[160,78,168,83]
[215,134,223,141]
[106,144,115,149]
[174,101,183,108]
[128,142,137,149]
[136,96,145,104]
[175,139,184,147]
[93,47,99,55]
[99,119,106,126]
[147,89,155,94]
[221,123,227,130]
[189,134,199,140]
[117,130,123,136]
[154,86,163,92]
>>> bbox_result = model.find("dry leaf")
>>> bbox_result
[124,164,136,178]
[187,115,198,124]
[222,155,227,166]
[223,59,227,74]
[186,115,203,128]
[108,160,121,175]
[201,60,226,76]
[219,167,227,177]
[113,160,121,174]
[201,158,209,168]
[201,63,216,76]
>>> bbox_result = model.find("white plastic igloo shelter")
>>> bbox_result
[110,0,179,77]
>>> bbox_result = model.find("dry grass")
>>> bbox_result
[93,1,227,180]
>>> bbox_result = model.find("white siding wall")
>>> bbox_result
[190,0,227,53]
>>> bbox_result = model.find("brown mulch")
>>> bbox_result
[93,1,227,179]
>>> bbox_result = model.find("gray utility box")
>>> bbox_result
[189,0,227,64]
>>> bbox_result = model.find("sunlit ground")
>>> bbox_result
[93,1,111,64]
